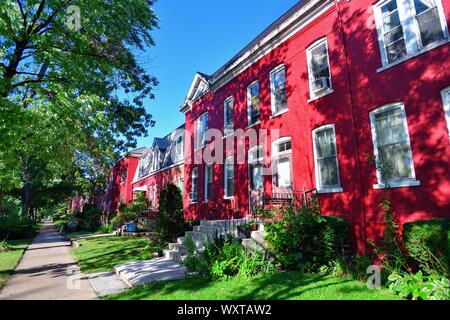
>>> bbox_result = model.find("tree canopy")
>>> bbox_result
[0,0,159,216]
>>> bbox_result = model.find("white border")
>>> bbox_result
[247,80,261,127]
[306,37,333,100]
[369,102,421,189]
[270,64,288,115]
[442,86,450,140]
[312,124,343,194]
[224,156,234,199]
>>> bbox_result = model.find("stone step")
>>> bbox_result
[242,238,266,253]
[251,230,267,248]
[164,249,183,261]
[177,237,185,244]
[114,258,186,287]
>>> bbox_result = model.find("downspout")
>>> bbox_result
[334,0,368,255]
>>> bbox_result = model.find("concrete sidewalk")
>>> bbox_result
[0,222,98,300]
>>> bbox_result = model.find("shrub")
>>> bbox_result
[0,212,37,240]
[98,224,114,234]
[260,205,351,271]
[0,240,11,253]
[182,235,272,280]
[156,183,185,243]
[403,218,450,276]
[388,271,450,300]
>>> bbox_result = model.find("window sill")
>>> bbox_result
[373,180,421,190]
[307,89,334,103]
[190,200,198,204]
[223,134,234,140]
[377,39,449,73]
[270,109,289,119]
[224,196,234,200]
[246,121,261,129]
[316,187,343,194]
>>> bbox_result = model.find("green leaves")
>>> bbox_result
[0,0,159,210]
[388,271,450,300]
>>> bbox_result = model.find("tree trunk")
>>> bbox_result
[21,182,32,219]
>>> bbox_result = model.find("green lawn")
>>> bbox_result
[0,239,33,289]
[105,272,400,300]
[71,236,160,274]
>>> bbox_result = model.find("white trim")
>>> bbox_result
[247,80,260,127]
[270,64,288,115]
[224,156,234,199]
[133,186,148,192]
[306,37,332,100]
[224,96,234,137]
[312,124,342,192]
[204,165,213,202]
[272,136,292,157]
[441,86,450,140]
[195,112,209,151]
[190,167,199,203]
[374,0,449,68]
[369,102,420,189]
[132,161,184,185]
[249,145,264,164]
[377,39,450,73]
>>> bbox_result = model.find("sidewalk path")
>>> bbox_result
[0,221,98,300]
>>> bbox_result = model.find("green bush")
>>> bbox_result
[0,212,37,240]
[182,235,272,280]
[156,183,185,243]
[403,219,450,276]
[260,205,351,271]
[388,271,450,300]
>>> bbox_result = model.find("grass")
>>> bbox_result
[71,236,162,274]
[105,271,401,300]
[0,238,33,289]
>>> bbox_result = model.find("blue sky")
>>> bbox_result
[133,0,299,149]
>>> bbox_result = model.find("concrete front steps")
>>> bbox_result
[163,219,252,262]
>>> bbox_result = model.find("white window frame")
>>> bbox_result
[442,87,450,141]
[191,167,198,203]
[369,102,421,189]
[247,80,261,127]
[175,135,183,163]
[272,137,293,190]
[195,112,209,150]
[270,64,288,116]
[204,165,213,202]
[224,96,234,137]
[248,145,264,192]
[224,156,234,199]
[373,0,449,68]
[306,37,333,100]
[312,124,343,194]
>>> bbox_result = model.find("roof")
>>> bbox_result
[153,138,170,149]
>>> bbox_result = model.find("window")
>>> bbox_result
[370,103,420,188]
[177,178,184,196]
[442,87,450,140]
[175,136,184,162]
[121,168,127,184]
[224,96,234,137]
[249,146,264,191]
[374,0,448,66]
[247,81,261,126]
[272,138,293,190]
[307,38,332,99]
[195,113,208,149]
[224,157,234,198]
[270,65,288,114]
[313,125,342,193]
[191,168,198,202]
[205,165,213,201]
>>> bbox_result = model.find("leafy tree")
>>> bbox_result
[0,0,159,213]
[156,183,184,243]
